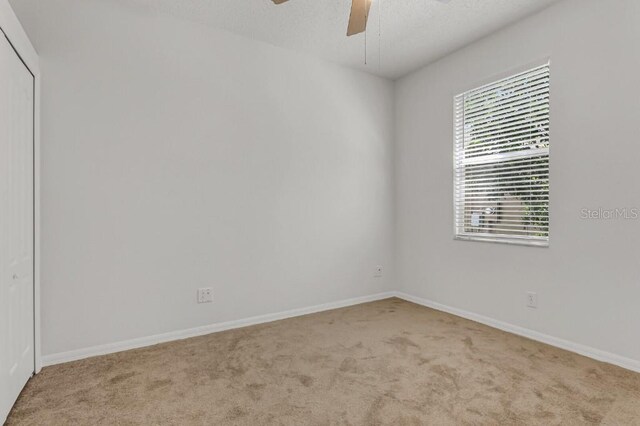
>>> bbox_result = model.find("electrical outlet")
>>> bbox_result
[526,291,538,309]
[375,265,383,277]
[197,288,213,304]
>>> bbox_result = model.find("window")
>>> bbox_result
[454,63,550,246]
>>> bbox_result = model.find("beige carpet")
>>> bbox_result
[7,298,640,425]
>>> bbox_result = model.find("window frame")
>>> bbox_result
[453,60,551,247]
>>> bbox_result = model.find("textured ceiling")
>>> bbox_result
[32,0,563,79]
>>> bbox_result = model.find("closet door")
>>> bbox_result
[0,33,35,422]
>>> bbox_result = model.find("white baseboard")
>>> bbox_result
[42,292,396,367]
[394,291,640,374]
[42,290,640,374]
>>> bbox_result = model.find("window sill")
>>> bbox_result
[454,234,549,248]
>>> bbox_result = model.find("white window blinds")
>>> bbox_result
[454,63,550,246]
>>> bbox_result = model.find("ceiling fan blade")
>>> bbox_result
[272,0,289,4]
[347,0,372,36]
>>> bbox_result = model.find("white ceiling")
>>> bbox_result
[78,0,564,79]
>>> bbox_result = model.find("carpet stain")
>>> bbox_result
[462,336,474,349]
[108,371,136,384]
[386,336,420,351]
[289,373,314,388]
[225,406,248,421]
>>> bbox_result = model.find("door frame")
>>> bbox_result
[0,0,41,373]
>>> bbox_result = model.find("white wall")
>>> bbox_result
[396,0,640,364]
[12,0,640,367]
[10,0,395,356]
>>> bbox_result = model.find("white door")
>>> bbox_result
[0,33,35,423]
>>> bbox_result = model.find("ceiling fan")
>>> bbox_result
[272,0,373,37]
[272,0,451,38]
